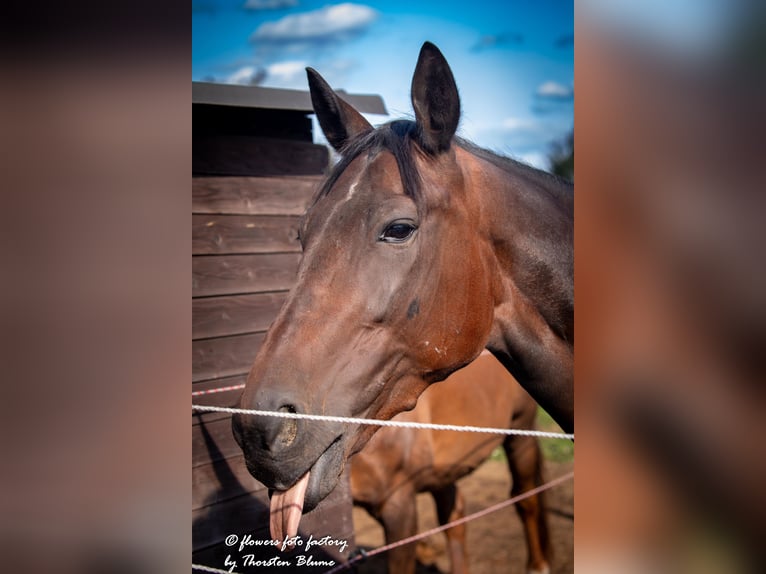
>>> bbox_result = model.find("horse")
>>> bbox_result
[350,352,550,574]
[232,42,573,543]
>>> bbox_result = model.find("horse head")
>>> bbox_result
[232,42,573,541]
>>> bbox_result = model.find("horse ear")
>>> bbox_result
[411,42,460,154]
[307,67,373,152]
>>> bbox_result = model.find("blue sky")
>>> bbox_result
[192,1,573,170]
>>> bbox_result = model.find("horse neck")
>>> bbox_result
[458,146,573,314]
[459,146,574,430]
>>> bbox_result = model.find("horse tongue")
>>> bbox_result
[270,471,310,544]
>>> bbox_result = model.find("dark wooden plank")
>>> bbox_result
[192,453,266,510]
[193,135,329,177]
[192,214,302,255]
[192,332,265,383]
[193,104,313,141]
[193,409,236,427]
[193,469,356,568]
[193,374,247,398]
[192,374,247,426]
[193,531,270,574]
[193,292,287,340]
[192,176,320,216]
[193,415,246,467]
[193,253,300,297]
[193,490,271,552]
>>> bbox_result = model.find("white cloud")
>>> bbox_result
[251,3,378,43]
[243,0,298,10]
[266,60,307,85]
[483,117,570,162]
[501,117,542,133]
[517,151,549,171]
[535,81,574,100]
[223,61,309,88]
[226,66,261,85]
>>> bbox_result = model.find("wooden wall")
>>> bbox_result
[192,104,355,572]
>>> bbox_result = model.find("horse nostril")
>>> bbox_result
[275,404,299,449]
[233,403,301,453]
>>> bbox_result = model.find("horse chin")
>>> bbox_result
[266,435,347,542]
[245,431,347,517]
[301,435,346,512]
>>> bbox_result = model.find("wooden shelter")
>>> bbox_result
[192,81,386,571]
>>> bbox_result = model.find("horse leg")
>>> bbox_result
[431,484,468,574]
[378,486,419,574]
[504,435,551,574]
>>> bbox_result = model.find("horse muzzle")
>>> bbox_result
[231,404,348,513]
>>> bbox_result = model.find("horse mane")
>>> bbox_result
[454,138,573,206]
[309,120,572,213]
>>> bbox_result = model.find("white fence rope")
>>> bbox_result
[192,404,574,440]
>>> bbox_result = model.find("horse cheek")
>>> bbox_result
[412,255,493,373]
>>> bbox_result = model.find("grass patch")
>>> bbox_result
[539,435,574,463]
[489,446,506,462]
[486,407,573,464]
[537,406,574,463]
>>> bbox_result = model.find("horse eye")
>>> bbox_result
[380,222,417,243]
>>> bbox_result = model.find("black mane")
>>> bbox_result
[309,120,572,213]
[455,138,573,206]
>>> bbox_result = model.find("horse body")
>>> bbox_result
[351,352,550,574]
[232,42,573,542]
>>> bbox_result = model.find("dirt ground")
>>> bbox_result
[353,458,573,574]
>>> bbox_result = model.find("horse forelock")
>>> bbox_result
[309,120,425,213]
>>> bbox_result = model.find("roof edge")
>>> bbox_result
[192,82,387,115]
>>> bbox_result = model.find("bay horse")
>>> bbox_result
[232,42,573,542]
[351,352,550,574]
